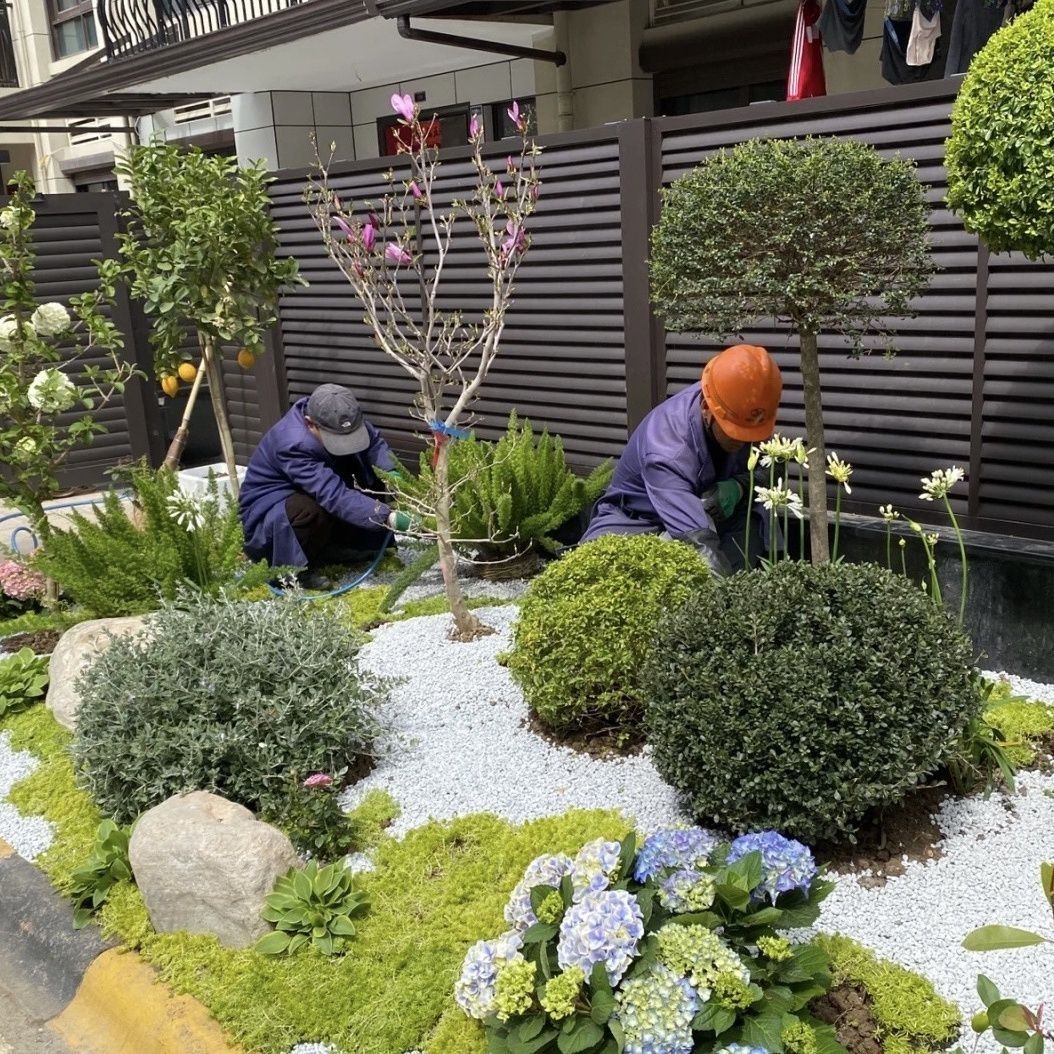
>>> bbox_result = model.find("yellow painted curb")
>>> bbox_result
[0,837,12,859]
[48,948,240,1054]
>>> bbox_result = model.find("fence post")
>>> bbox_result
[618,118,665,432]
[968,239,989,526]
[258,322,289,429]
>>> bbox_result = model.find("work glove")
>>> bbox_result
[679,528,734,578]
[386,510,415,533]
[700,479,743,523]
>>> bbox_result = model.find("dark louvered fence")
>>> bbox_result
[268,79,1054,542]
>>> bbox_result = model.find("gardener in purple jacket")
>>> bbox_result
[239,384,410,570]
[582,344,783,576]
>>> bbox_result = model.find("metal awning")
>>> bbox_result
[0,0,612,121]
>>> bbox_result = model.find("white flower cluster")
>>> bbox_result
[26,369,77,414]
[919,466,965,501]
[0,302,71,351]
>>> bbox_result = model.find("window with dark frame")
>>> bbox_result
[377,104,470,158]
[49,0,98,59]
[489,98,538,140]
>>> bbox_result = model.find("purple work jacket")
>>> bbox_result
[582,384,749,541]
[239,398,397,567]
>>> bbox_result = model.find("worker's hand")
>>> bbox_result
[700,480,742,523]
[679,527,734,577]
[387,510,415,533]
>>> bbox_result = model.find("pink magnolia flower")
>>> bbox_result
[362,222,377,251]
[530,183,540,201]
[334,215,355,241]
[391,93,415,122]
[501,219,526,257]
[506,155,515,174]
[469,114,482,140]
[384,242,413,267]
[409,181,423,200]
[302,773,333,789]
[0,560,45,602]
[507,100,523,129]
[494,180,506,200]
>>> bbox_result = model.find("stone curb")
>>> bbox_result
[0,836,240,1054]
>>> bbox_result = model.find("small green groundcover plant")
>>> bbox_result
[68,818,133,929]
[72,591,386,824]
[255,859,369,958]
[508,534,710,735]
[34,463,275,617]
[453,827,845,1053]
[0,647,49,718]
[646,561,981,843]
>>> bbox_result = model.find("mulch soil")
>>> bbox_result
[2,630,62,655]
[810,984,885,1054]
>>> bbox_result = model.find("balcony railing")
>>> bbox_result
[0,4,19,88]
[98,0,306,61]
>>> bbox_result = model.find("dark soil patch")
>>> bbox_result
[810,983,884,1054]
[2,630,62,655]
[522,712,646,760]
[814,784,947,886]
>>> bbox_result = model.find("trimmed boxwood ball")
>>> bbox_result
[645,561,982,843]
[946,0,1054,258]
[507,533,710,733]
[72,593,386,824]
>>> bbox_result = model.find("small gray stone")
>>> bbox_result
[129,791,298,949]
[46,616,150,731]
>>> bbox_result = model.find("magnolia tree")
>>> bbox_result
[116,144,303,494]
[0,173,139,548]
[649,138,933,563]
[307,96,540,640]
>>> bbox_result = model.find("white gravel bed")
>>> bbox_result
[342,605,687,836]
[983,668,1054,705]
[0,731,54,861]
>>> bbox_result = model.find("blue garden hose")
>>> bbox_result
[266,530,395,602]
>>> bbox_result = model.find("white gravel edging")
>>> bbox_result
[0,730,54,861]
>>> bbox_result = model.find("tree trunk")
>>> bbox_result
[162,356,208,472]
[434,438,492,641]
[798,329,830,564]
[201,335,241,499]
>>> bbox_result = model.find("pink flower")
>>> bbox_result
[334,215,355,241]
[495,180,506,200]
[530,184,540,201]
[409,181,423,200]
[507,100,523,129]
[0,560,46,602]
[362,222,376,251]
[469,114,482,140]
[384,242,413,267]
[506,155,515,174]
[500,220,526,258]
[391,93,416,122]
[302,773,333,789]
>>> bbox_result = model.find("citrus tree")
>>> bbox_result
[0,173,139,546]
[946,0,1054,259]
[649,138,933,562]
[116,144,303,494]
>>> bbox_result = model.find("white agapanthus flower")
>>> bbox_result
[167,492,206,531]
[754,479,804,519]
[919,466,965,501]
[879,503,900,522]
[0,315,21,350]
[27,369,77,414]
[825,450,853,493]
[758,433,798,467]
[31,302,71,338]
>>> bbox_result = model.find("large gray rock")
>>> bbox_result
[129,791,299,949]
[46,616,149,731]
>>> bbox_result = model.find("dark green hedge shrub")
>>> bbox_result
[645,561,981,842]
[73,593,386,823]
[508,534,710,733]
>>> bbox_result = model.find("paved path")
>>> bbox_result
[0,981,73,1054]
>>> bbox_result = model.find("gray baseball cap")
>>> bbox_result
[306,384,371,456]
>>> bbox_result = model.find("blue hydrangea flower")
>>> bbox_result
[656,868,717,913]
[726,832,817,902]
[571,838,622,901]
[614,964,698,1054]
[557,889,644,986]
[454,930,523,1019]
[633,827,718,883]
[715,1046,769,1054]
[504,852,574,931]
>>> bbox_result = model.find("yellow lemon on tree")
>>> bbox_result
[237,348,257,370]
[177,361,198,383]
[160,375,179,398]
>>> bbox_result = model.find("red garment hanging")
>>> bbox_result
[787,0,828,101]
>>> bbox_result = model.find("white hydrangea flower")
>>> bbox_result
[27,369,77,414]
[0,315,21,350]
[31,302,71,338]
[0,207,16,230]
[14,436,37,457]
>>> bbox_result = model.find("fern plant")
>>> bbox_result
[33,463,274,616]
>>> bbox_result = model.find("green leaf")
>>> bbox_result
[977,974,1001,1006]
[557,1019,605,1054]
[692,1002,736,1035]
[739,1010,785,1051]
[590,989,615,1026]
[1023,1032,1045,1054]
[616,833,637,882]
[519,1016,545,1042]
[1041,861,1053,910]
[254,930,292,955]
[996,1005,1032,1031]
[715,883,752,911]
[522,923,559,944]
[727,849,763,892]
[990,1026,1030,1049]
[329,915,357,936]
[608,1019,625,1053]
[963,926,1048,952]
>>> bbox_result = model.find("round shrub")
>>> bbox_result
[946,0,1054,259]
[73,593,386,823]
[507,534,710,733]
[645,561,981,843]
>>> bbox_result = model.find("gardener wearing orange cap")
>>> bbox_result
[582,344,782,575]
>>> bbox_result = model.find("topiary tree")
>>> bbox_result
[946,0,1054,259]
[644,561,982,843]
[116,144,303,493]
[649,138,933,563]
[507,534,710,735]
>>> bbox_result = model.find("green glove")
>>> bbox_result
[387,510,413,532]
[716,479,742,519]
